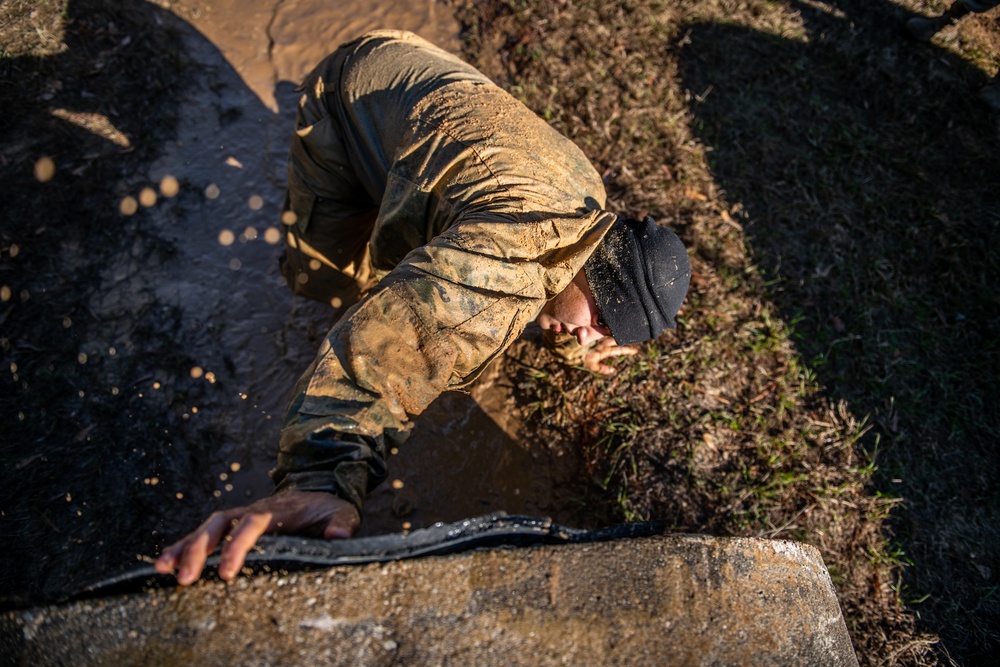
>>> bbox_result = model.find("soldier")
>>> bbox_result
[155,30,690,586]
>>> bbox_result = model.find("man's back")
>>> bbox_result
[288,30,614,277]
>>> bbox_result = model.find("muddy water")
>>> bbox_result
[170,0,461,113]
[107,1,572,538]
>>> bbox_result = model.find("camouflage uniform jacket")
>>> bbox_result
[273,31,616,510]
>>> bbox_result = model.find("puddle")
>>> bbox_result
[170,0,462,113]
[96,1,578,537]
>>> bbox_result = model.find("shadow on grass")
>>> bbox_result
[677,0,999,661]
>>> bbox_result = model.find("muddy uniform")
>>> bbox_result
[273,31,617,510]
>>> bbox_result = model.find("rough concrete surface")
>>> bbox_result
[1,534,857,666]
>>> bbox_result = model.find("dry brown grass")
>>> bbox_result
[457,0,1000,664]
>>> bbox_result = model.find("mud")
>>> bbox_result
[97,0,577,540]
[169,0,461,113]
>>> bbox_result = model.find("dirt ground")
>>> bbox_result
[1,1,998,665]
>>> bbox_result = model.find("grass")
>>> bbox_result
[460,0,1000,664]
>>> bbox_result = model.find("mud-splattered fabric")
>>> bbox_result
[273,31,617,509]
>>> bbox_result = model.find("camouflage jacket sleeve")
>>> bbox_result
[271,211,614,511]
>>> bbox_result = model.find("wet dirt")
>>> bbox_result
[116,1,575,540]
[171,0,462,113]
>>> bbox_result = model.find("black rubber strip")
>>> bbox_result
[69,513,668,603]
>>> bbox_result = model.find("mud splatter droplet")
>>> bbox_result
[160,175,180,198]
[139,187,157,207]
[34,157,56,182]
[119,196,139,216]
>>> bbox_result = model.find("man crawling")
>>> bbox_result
[156,30,690,585]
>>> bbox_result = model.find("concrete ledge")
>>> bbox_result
[2,534,857,666]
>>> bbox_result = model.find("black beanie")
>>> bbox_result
[583,215,691,345]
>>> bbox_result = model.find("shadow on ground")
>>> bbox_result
[677,0,999,661]
[0,0,279,606]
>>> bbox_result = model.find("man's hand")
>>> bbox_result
[584,337,638,374]
[155,491,360,586]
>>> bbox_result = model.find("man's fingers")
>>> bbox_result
[155,492,363,585]
[218,512,273,580]
[584,342,639,374]
[154,543,182,574]
[323,504,361,539]
[324,524,353,539]
[176,528,216,586]
[171,511,239,586]
[597,344,638,358]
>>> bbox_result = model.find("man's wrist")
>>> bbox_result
[270,469,364,513]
